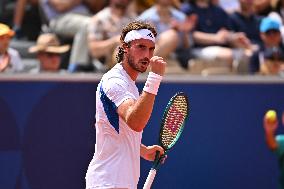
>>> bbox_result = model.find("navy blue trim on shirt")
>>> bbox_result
[99,84,119,133]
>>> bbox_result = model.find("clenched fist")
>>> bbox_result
[149,56,167,76]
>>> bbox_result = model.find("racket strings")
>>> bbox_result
[161,96,188,148]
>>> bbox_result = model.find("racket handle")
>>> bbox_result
[143,168,157,189]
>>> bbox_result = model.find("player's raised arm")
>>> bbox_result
[116,27,166,132]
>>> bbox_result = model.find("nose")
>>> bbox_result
[146,48,154,59]
[140,50,151,60]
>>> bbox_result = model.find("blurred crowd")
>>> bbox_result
[1,0,284,75]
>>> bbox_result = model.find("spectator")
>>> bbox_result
[230,0,262,47]
[229,0,262,72]
[182,0,251,71]
[0,23,23,73]
[28,33,70,72]
[40,0,92,72]
[267,11,284,44]
[13,0,41,40]
[86,0,137,72]
[250,17,284,75]
[138,0,196,69]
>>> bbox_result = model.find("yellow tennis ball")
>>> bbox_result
[265,110,277,123]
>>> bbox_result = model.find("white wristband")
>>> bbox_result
[143,72,163,95]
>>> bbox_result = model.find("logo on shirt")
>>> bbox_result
[146,83,149,88]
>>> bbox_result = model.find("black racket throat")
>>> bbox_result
[152,150,166,170]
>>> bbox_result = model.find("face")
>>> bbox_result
[239,0,254,11]
[157,0,173,6]
[124,39,155,73]
[37,52,61,71]
[0,35,12,54]
[261,30,282,47]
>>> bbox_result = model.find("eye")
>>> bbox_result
[137,44,146,49]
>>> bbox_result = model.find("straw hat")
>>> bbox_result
[29,33,70,54]
[0,23,15,37]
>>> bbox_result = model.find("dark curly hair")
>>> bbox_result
[116,20,157,63]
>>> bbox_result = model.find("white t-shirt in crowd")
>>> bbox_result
[86,63,142,189]
[219,0,239,13]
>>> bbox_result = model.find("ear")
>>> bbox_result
[122,43,130,53]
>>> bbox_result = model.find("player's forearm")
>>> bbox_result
[125,69,163,132]
[120,57,165,132]
[125,60,164,131]
[125,93,155,132]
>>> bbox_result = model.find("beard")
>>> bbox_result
[126,54,148,73]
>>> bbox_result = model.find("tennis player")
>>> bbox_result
[86,20,166,189]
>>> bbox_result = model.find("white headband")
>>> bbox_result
[124,29,155,43]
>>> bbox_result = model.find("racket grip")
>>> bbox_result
[143,168,157,189]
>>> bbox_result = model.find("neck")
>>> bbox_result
[240,7,254,17]
[121,61,138,81]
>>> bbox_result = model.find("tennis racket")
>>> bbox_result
[143,92,189,189]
